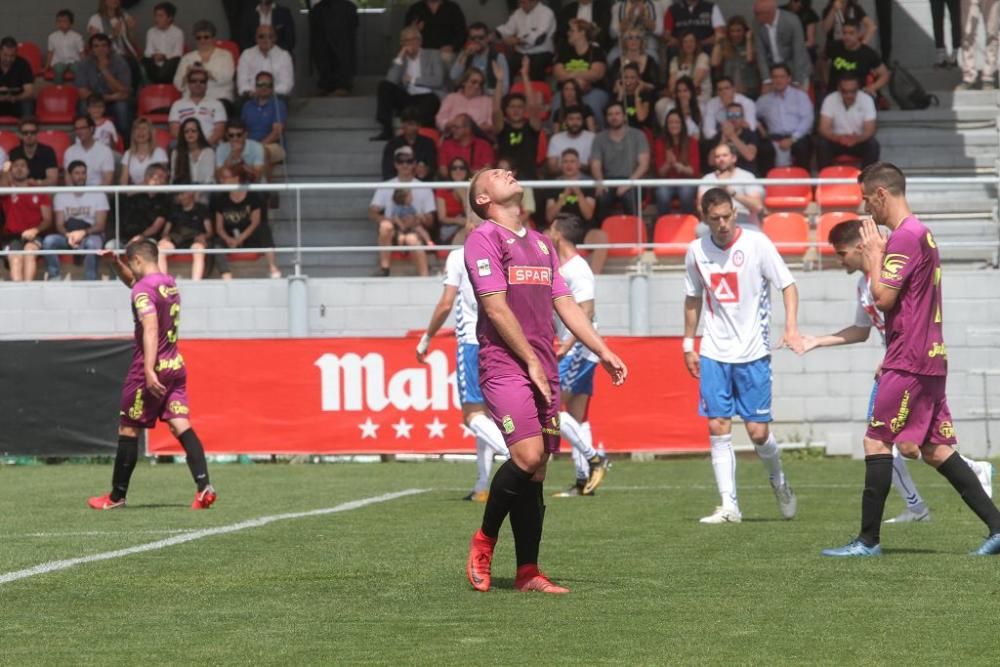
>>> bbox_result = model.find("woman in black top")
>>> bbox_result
[211,166,280,279]
[553,19,610,129]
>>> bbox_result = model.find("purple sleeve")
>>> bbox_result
[464,231,508,295]
[547,237,572,299]
[130,283,156,318]
[879,230,921,290]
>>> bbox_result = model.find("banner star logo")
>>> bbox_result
[358,417,379,439]
[460,424,475,438]
[392,418,414,439]
[426,417,447,438]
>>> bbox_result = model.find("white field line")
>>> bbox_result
[0,488,426,586]
[9,529,198,538]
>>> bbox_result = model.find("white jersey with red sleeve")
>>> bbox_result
[854,273,886,346]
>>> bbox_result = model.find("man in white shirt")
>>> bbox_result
[142,2,185,84]
[41,160,110,280]
[369,146,437,276]
[545,105,595,175]
[817,72,879,168]
[697,142,764,227]
[683,187,803,524]
[237,25,295,100]
[496,0,557,81]
[169,69,228,146]
[64,115,115,186]
[702,77,758,142]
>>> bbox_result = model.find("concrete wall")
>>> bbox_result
[4,269,1000,456]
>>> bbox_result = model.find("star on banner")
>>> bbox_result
[358,417,379,439]
[426,417,447,438]
[392,418,414,439]
[460,424,475,439]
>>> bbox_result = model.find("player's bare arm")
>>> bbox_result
[777,283,805,353]
[557,298,594,357]
[860,217,900,311]
[801,325,871,353]
[417,285,458,362]
[683,295,702,379]
[140,312,166,398]
[99,249,137,287]
[554,296,627,385]
[479,291,553,405]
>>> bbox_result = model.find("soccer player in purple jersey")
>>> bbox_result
[463,168,628,594]
[87,239,217,511]
[822,163,1000,557]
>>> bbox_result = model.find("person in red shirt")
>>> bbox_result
[653,109,701,215]
[435,157,471,243]
[437,113,495,178]
[1,156,52,281]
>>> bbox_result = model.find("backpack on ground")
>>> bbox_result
[889,62,940,110]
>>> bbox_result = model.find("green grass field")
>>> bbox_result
[1,456,999,665]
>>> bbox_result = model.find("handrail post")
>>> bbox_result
[295,187,303,277]
[628,260,650,335]
[114,191,120,250]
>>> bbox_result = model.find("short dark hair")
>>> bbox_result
[714,76,734,90]
[700,187,734,216]
[0,36,17,50]
[842,18,861,30]
[553,213,586,245]
[827,219,863,246]
[88,32,111,48]
[770,63,792,77]
[192,20,216,38]
[225,118,247,132]
[18,116,39,130]
[57,9,75,23]
[255,70,274,83]
[74,114,95,128]
[468,21,489,34]
[154,2,177,18]
[86,94,104,107]
[144,163,169,181]
[859,161,906,195]
[604,100,626,116]
[622,62,640,75]
[66,159,87,173]
[9,155,29,167]
[501,92,526,114]
[560,147,580,159]
[126,238,159,263]
[468,168,491,219]
[838,72,863,87]
[563,104,585,118]
[400,106,421,124]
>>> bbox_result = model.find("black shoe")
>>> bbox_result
[369,130,393,142]
[373,266,390,277]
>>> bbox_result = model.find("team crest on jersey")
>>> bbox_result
[508,266,551,285]
[732,250,744,267]
[536,239,549,255]
[881,253,909,282]
[502,415,515,434]
[476,258,492,276]
[133,293,152,312]
[158,284,179,298]
[939,421,955,438]
[710,273,739,303]
[168,400,189,415]
[926,232,937,249]
[506,237,515,244]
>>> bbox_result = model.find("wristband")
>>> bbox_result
[416,333,431,355]
[682,337,695,353]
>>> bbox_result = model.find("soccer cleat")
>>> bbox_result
[191,485,217,510]
[699,506,742,524]
[466,529,496,592]
[884,507,931,524]
[772,482,797,519]
[974,461,994,500]
[582,453,610,495]
[972,533,1000,556]
[553,481,592,497]
[87,493,126,510]
[469,490,489,503]
[515,565,569,594]
[821,539,882,557]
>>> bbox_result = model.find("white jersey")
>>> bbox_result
[443,248,478,345]
[556,254,599,363]
[853,273,886,346]
[684,227,795,363]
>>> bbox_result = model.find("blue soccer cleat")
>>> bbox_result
[821,539,883,557]
[971,533,1000,556]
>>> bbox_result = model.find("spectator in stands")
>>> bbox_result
[159,188,213,280]
[930,0,960,68]
[820,0,877,49]
[556,0,613,51]
[608,28,660,93]
[590,101,650,219]
[241,71,287,178]
[614,63,654,129]
[719,102,761,174]
[370,146,437,277]
[42,160,109,281]
[211,165,281,279]
[825,20,890,97]
[174,20,236,104]
[169,69,228,146]
[435,157,470,243]
[120,118,169,187]
[817,72,879,168]
[143,2,184,85]
[380,107,438,180]
[663,0,727,52]
[552,79,597,132]
[495,0,557,82]
[0,37,36,121]
[404,0,466,58]
[546,105,595,176]
[654,75,703,139]
[553,19,610,124]
[437,113,496,177]
[239,0,296,52]
[697,142,764,226]
[957,0,998,90]
[88,0,139,59]
[668,32,712,103]
[609,0,662,62]
[371,26,445,141]
[492,59,545,180]
[543,147,609,273]
[309,0,358,96]
[10,118,59,186]
[449,22,509,97]
[755,63,814,172]
[702,77,758,143]
[654,109,700,215]
[216,119,265,184]
[85,95,119,152]
[782,0,819,62]
[238,26,294,102]
[76,33,131,138]
[0,156,52,282]
[45,9,85,85]
[435,68,493,135]
[107,163,170,250]
[171,118,216,203]
[752,0,811,92]
[711,15,760,99]
[66,115,115,186]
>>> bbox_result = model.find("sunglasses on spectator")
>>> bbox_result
[469,34,487,41]
[256,81,273,88]
[395,158,415,164]
[450,164,468,171]
[227,132,245,139]
[21,128,37,135]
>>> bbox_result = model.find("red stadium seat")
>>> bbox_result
[832,154,863,167]
[416,126,441,144]
[816,166,862,210]
[215,40,241,65]
[762,212,810,255]
[510,80,553,120]
[16,41,43,77]
[138,84,181,124]
[43,67,74,82]
[154,127,172,152]
[653,214,699,257]
[600,215,647,257]
[816,211,861,256]
[764,166,812,211]
[36,85,79,125]
[0,130,19,155]
[38,130,71,168]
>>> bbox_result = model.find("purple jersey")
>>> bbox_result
[464,221,572,382]
[128,273,185,381]
[878,215,947,376]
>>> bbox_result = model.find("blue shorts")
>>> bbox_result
[558,344,598,396]
[867,379,879,421]
[456,343,484,405]
[699,356,772,422]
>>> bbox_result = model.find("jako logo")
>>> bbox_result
[315,351,456,411]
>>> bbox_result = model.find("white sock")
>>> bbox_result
[571,447,589,481]
[469,414,508,458]
[891,445,927,511]
[959,454,980,472]
[755,432,786,487]
[473,438,492,493]
[560,411,597,459]
[709,434,739,512]
[581,420,595,456]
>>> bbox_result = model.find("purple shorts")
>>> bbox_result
[481,373,561,452]
[866,369,957,446]
[119,373,191,429]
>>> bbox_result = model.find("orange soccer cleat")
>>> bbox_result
[466,528,496,592]
[515,565,570,595]
[87,493,126,510]
[191,485,217,510]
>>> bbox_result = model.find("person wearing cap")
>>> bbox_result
[368,145,438,276]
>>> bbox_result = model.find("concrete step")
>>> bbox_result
[878,127,999,148]
[288,95,377,118]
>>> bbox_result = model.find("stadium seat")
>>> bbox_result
[816,211,860,256]
[816,166,862,210]
[138,84,181,124]
[36,85,79,125]
[43,67,74,82]
[38,130,71,168]
[16,41,43,77]
[600,215,647,257]
[215,40,241,65]
[153,127,172,152]
[0,130,19,154]
[416,126,440,144]
[832,154,863,168]
[652,214,699,257]
[764,166,812,211]
[762,212,810,255]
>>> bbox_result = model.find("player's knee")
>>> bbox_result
[158,239,173,249]
[118,426,139,438]
[748,425,770,446]
[897,442,921,459]
[707,418,732,436]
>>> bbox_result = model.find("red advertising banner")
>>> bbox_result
[147,337,705,455]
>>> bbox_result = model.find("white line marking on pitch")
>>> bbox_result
[0,488,426,586]
[9,529,199,538]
